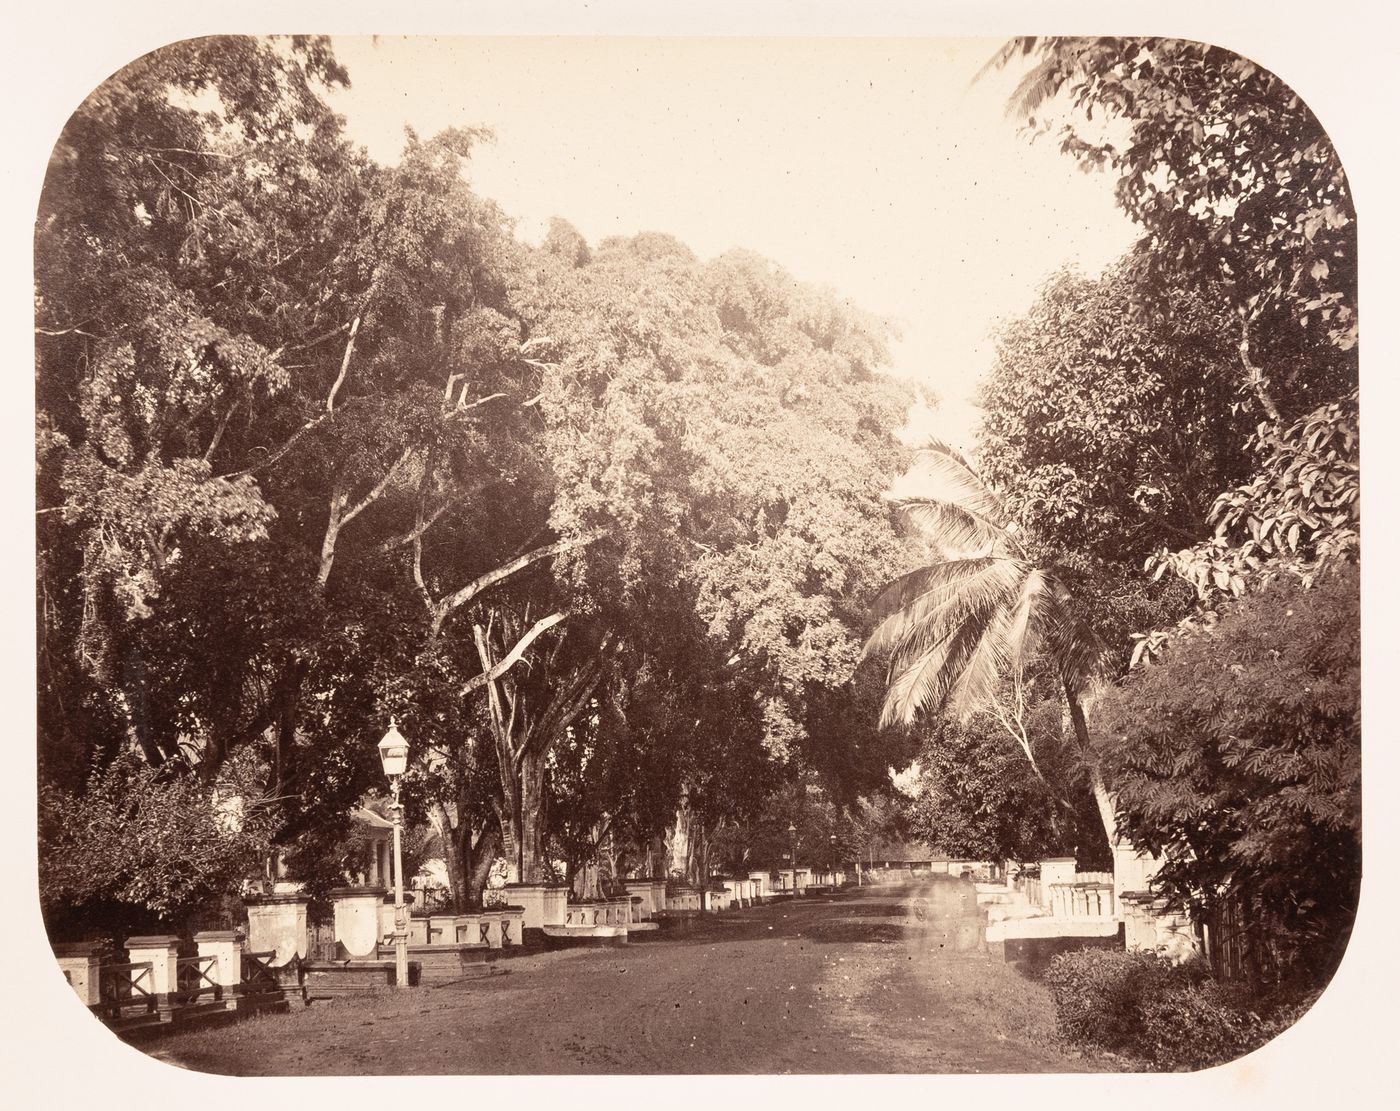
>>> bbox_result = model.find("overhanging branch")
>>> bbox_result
[462,612,569,697]
[428,528,605,637]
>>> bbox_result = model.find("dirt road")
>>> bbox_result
[154,880,1096,1075]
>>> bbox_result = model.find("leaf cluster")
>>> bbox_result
[1095,566,1360,978]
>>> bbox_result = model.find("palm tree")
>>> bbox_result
[863,439,1117,850]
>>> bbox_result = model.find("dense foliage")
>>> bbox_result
[903,705,1109,869]
[1095,568,1360,983]
[36,37,919,927]
[994,36,1356,409]
[979,254,1252,568]
[38,748,278,937]
[1044,948,1319,1071]
[851,42,1368,1018]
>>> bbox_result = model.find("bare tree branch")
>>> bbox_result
[202,399,239,463]
[473,621,509,752]
[316,485,350,590]
[461,612,569,697]
[382,502,450,555]
[453,390,509,414]
[311,446,415,590]
[325,314,361,414]
[428,528,605,637]
[342,446,414,525]
[218,410,330,480]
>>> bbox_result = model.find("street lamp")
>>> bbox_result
[377,719,410,990]
[788,823,798,897]
[829,833,837,887]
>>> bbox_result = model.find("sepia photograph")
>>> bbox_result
[17,3,1384,1092]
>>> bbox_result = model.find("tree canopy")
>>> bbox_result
[36,36,921,925]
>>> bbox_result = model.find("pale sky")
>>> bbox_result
[326,36,1140,454]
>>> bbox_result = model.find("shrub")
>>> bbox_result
[39,748,279,937]
[1043,948,1293,1070]
[1137,980,1269,1071]
[1044,949,1199,1051]
[1095,568,1361,984]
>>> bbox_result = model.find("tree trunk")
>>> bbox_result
[497,797,522,884]
[1064,681,1117,852]
[666,797,693,879]
[518,747,548,881]
[695,820,710,888]
[574,858,603,901]
[116,652,162,766]
[431,801,466,911]
[272,662,305,798]
[468,824,500,907]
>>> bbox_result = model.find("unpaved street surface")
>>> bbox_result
[152,881,1097,1075]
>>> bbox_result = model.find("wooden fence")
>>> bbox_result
[1203,892,1279,987]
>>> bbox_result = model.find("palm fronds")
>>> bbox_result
[866,440,1106,729]
[885,439,1018,556]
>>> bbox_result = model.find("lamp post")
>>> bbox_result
[829,833,837,887]
[378,719,410,990]
[788,823,798,897]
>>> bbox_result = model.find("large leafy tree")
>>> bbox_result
[983,35,1359,629]
[974,39,1362,973]
[35,38,559,912]
[38,38,921,921]
[987,36,1356,423]
[903,707,1106,866]
[978,252,1253,568]
[1094,567,1360,989]
[982,34,1361,653]
[36,36,355,779]
[475,234,917,885]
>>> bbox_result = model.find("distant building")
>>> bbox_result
[863,842,997,880]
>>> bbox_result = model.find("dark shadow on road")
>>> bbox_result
[798,921,912,945]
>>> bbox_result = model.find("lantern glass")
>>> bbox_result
[378,723,409,778]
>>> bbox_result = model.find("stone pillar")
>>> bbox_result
[482,913,503,949]
[53,941,107,1009]
[193,931,243,1008]
[449,913,478,946]
[244,892,311,966]
[1039,857,1076,912]
[428,913,459,945]
[125,935,181,1018]
[329,885,384,959]
[625,879,656,919]
[502,908,526,947]
[1113,842,1162,903]
[505,882,568,931]
[749,871,769,899]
